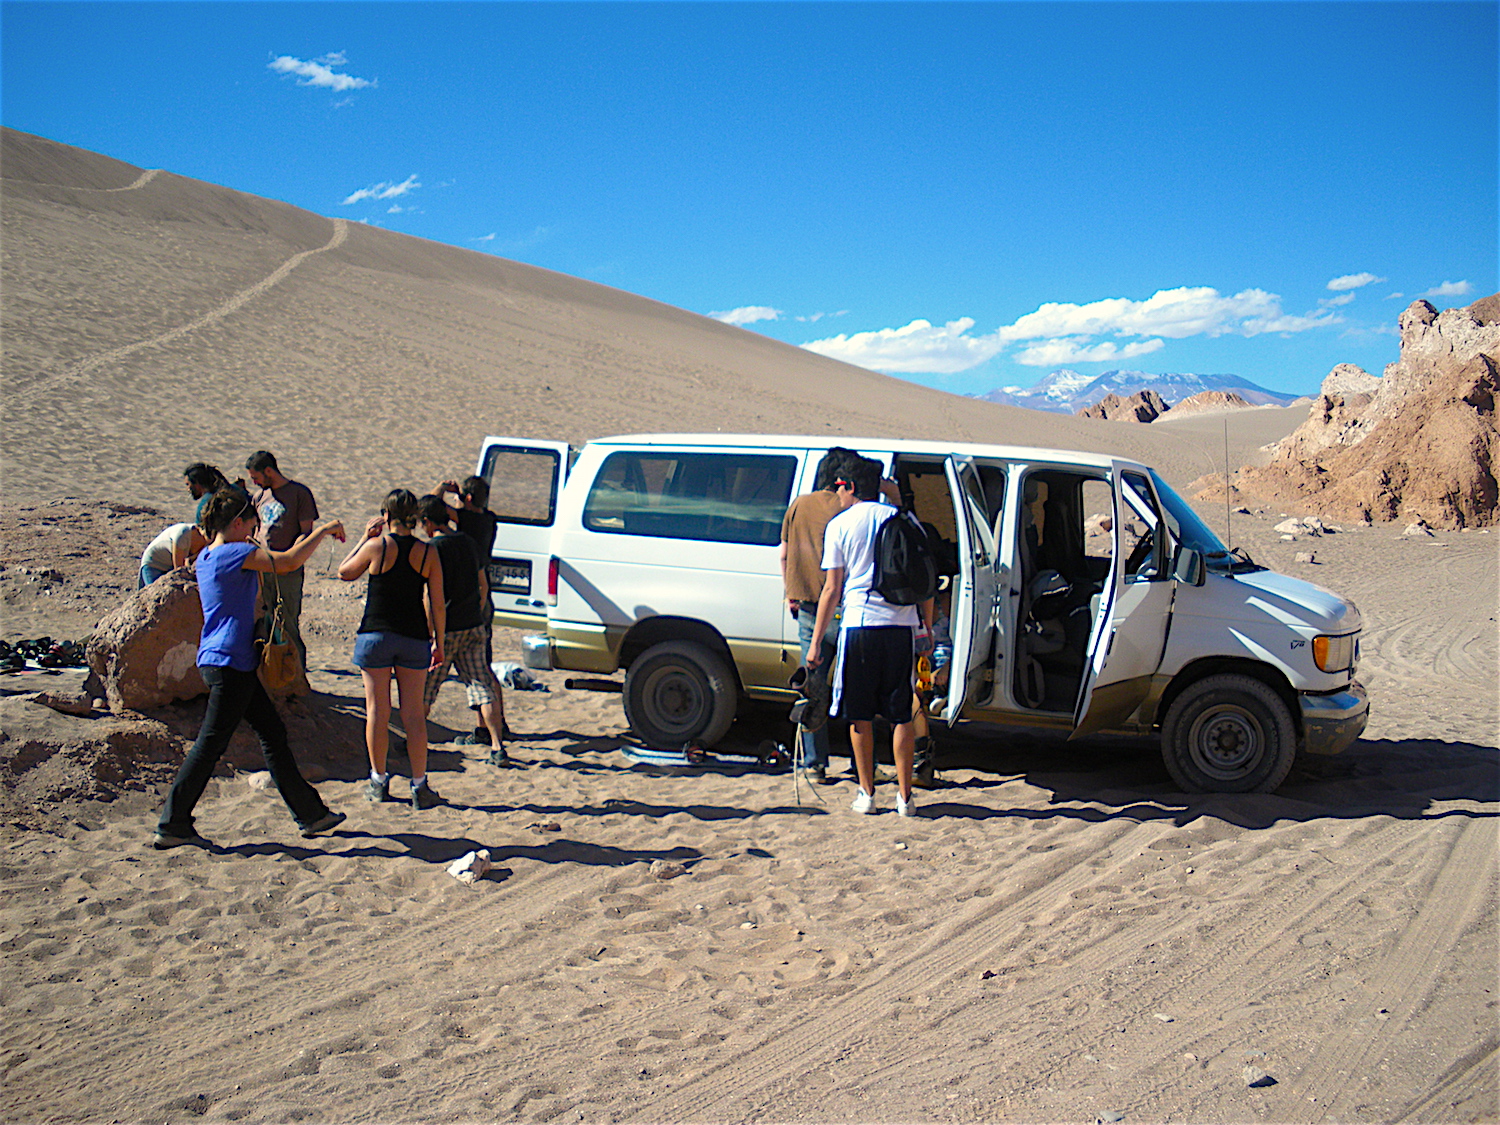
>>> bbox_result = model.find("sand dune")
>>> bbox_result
[2,128,1496,1124]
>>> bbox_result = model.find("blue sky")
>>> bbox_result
[3,2,1495,397]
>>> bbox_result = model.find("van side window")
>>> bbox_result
[583,451,798,547]
[481,446,563,526]
[1119,470,1165,583]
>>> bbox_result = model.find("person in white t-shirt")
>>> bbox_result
[808,456,924,817]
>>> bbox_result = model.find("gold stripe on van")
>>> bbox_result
[730,639,802,701]
[549,622,625,674]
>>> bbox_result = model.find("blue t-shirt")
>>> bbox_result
[195,541,260,671]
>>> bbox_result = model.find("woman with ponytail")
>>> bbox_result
[153,489,347,850]
[338,489,446,809]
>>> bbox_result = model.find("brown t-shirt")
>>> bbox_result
[253,478,318,552]
[780,490,844,603]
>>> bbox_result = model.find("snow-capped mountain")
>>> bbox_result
[974,369,1298,414]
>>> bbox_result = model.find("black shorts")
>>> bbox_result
[835,626,914,724]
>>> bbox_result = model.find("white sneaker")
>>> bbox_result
[850,788,876,815]
[896,792,918,818]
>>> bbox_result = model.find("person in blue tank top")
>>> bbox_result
[339,489,447,810]
[153,490,348,850]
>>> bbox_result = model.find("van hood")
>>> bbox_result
[1222,568,1362,633]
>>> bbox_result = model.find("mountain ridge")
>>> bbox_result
[974,368,1299,413]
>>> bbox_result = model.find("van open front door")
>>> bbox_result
[1071,464,1176,739]
[941,456,1000,724]
[474,437,571,631]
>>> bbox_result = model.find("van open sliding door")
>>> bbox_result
[941,456,1000,724]
[473,438,571,631]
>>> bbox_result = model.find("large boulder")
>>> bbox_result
[1234,295,1500,528]
[86,569,206,712]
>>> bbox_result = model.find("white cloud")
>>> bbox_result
[1319,293,1356,308]
[474,233,496,244]
[268,52,372,92]
[341,174,420,206]
[1327,272,1385,291]
[802,318,1006,374]
[800,284,1339,376]
[710,306,783,327]
[996,287,1332,342]
[1421,280,1473,298]
[1013,337,1166,367]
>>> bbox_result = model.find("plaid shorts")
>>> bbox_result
[423,624,498,710]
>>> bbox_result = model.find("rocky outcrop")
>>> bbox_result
[1233,296,1500,528]
[1169,390,1255,415]
[1077,389,1168,422]
[85,569,206,712]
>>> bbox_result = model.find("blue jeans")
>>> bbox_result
[797,603,838,768]
[158,665,330,836]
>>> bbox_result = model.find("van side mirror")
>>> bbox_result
[1172,547,1205,586]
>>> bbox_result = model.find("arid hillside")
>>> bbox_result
[3,127,1224,524]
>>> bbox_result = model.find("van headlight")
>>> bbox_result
[1313,633,1357,674]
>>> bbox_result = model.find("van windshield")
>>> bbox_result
[1149,470,1261,574]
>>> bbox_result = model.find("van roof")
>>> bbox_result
[578,433,1139,472]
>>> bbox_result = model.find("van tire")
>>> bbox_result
[624,641,738,749]
[1161,674,1296,793]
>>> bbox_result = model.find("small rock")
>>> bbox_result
[1153,1012,1174,1023]
[1404,521,1434,537]
[894,842,908,851]
[1279,534,1297,541]
[1244,1066,1277,1088]
[246,771,272,791]
[1294,551,1317,564]
[446,849,492,886]
[1097,1112,1126,1124]
[1272,518,1303,535]
[980,969,997,980]
[649,860,686,880]
[528,821,562,833]
[740,921,757,930]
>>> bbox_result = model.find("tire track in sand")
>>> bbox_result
[1288,817,1497,1121]
[7,216,348,407]
[623,817,1435,1122]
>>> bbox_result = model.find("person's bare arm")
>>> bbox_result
[243,520,346,573]
[807,567,843,668]
[337,517,385,581]
[422,543,446,669]
[779,541,798,616]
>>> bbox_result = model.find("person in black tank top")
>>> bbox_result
[435,474,502,748]
[339,489,447,809]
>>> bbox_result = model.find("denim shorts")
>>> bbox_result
[353,630,431,670]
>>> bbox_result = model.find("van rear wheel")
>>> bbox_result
[1161,674,1296,793]
[624,641,738,750]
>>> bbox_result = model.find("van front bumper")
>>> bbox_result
[1299,680,1368,755]
[521,634,554,671]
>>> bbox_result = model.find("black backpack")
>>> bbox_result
[873,508,941,606]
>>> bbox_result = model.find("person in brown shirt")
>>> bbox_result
[779,447,857,781]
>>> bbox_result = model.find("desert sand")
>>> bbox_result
[2,128,1496,1124]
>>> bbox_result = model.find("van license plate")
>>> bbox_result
[489,558,531,595]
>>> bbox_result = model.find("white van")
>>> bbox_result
[473,434,1367,793]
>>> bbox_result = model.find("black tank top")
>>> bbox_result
[357,535,430,640]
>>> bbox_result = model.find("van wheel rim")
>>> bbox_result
[642,667,706,735]
[1187,705,1263,779]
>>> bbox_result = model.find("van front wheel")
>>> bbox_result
[624,641,738,750]
[1161,674,1296,793]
